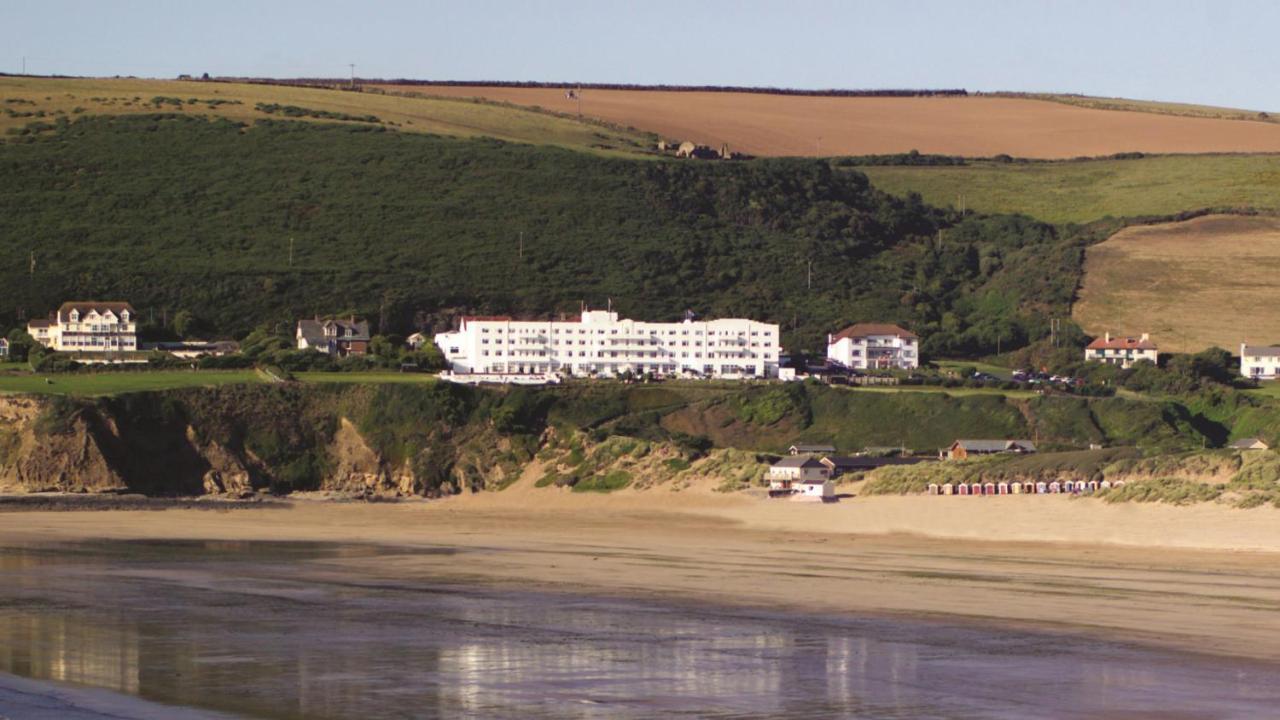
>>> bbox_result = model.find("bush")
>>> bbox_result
[572,470,631,493]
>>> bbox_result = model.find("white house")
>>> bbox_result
[406,332,428,350]
[27,302,138,354]
[1241,344,1280,380]
[434,310,781,380]
[1084,333,1158,368]
[827,323,919,370]
[767,456,831,494]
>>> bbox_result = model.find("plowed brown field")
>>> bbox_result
[378,85,1280,158]
[1074,215,1280,353]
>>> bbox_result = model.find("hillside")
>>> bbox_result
[0,114,1095,356]
[3,380,1273,496]
[0,76,655,156]
[379,84,1280,159]
[1074,215,1280,353]
[855,155,1280,225]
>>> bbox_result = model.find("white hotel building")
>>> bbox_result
[27,301,138,354]
[435,310,781,379]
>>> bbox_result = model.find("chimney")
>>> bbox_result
[1140,333,1149,342]
[1104,332,1111,343]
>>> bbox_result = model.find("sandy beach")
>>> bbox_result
[5,479,1280,667]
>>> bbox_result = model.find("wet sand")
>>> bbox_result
[4,486,1280,665]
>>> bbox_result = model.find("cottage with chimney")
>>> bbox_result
[296,317,370,357]
[1084,333,1158,368]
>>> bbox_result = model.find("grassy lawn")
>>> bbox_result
[933,360,1015,380]
[296,372,438,385]
[0,370,263,396]
[856,154,1280,224]
[1244,382,1280,399]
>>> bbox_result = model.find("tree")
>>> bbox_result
[5,328,36,362]
[172,310,195,338]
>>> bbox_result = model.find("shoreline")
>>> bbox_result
[0,671,238,720]
[4,489,1280,663]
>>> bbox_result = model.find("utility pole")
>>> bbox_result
[807,259,813,290]
[21,56,25,75]
[28,250,34,278]
[576,85,582,117]
[348,63,356,88]
[289,236,294,267]
[518,231,523,259]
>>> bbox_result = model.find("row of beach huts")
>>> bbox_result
[928,479,1126,496]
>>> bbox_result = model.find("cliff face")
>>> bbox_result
[0,384,523,497]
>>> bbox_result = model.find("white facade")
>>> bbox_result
[28,302,138,354]
[794,478,835,500]
[827,324,919,370]
[1084,333,1158,368]
[1241,344,1280,380]
[434,310,780,379]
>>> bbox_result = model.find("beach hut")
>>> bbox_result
[1100,480,1112,490]
[1086,480,1100,493]
[928,483,940,496]
[1049,481,1062,494]
[997,482,1010,495]
[1035,481,1048,494]
[1023,482,1036,494]
[984,482,997,496]
[942,483,954,496]
[1011,482,1023,494]
[1113,480,1126,488]
[958,483,971,496]
[1075,480,1089,493]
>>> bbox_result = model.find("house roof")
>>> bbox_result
[772,456,826,469]
[822,455,929,470]
[26,318,51,328]
[1229,437,1270,450]
[830,323,917,342]
[460,315,514,327]
[951,439,1037,453]
[57,301,136,318]
[1086,336,1157,350]
[790,443,836,453]
[297,318,371,342]
[1243,346,1280,357]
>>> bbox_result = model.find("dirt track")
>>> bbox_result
[379,85,1280,158]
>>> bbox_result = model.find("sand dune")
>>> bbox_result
[378,85,1280,158]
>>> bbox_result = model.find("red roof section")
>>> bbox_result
[1086,336,1157,350]
[460,315,514,325]
[830,323,917,342]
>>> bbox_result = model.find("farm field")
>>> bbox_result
[1030,93,1276,123]
[857,155,1280,224]
[381,84,1280,159]
[0,370,262,396]
[0,76,654,156]
[1074,215,1280,353]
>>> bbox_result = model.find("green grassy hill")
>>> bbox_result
[0,114,1096,356]
[857,154,1280,224]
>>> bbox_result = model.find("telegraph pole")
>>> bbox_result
[518,231,523,259]
[807,259,813,290]
[348,63,356,88]
[288,236,294,267]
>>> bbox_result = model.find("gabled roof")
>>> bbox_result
[772,456,826,469]
[1228,437,1270,450]
[57,301,135,318]
[1242,346,1280,357]
[26,318,51,328]
[821,455,928,469]
[297,318,370,341]
[951,439,1037,453]
[830,323,917,342]
[1086,336,1157,350]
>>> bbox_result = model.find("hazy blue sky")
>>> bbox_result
[6,0,1276,109]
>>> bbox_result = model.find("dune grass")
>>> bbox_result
[0,76,655,156]
[857,154,1280,224]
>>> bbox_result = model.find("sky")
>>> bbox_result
[5,0,1277,110]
